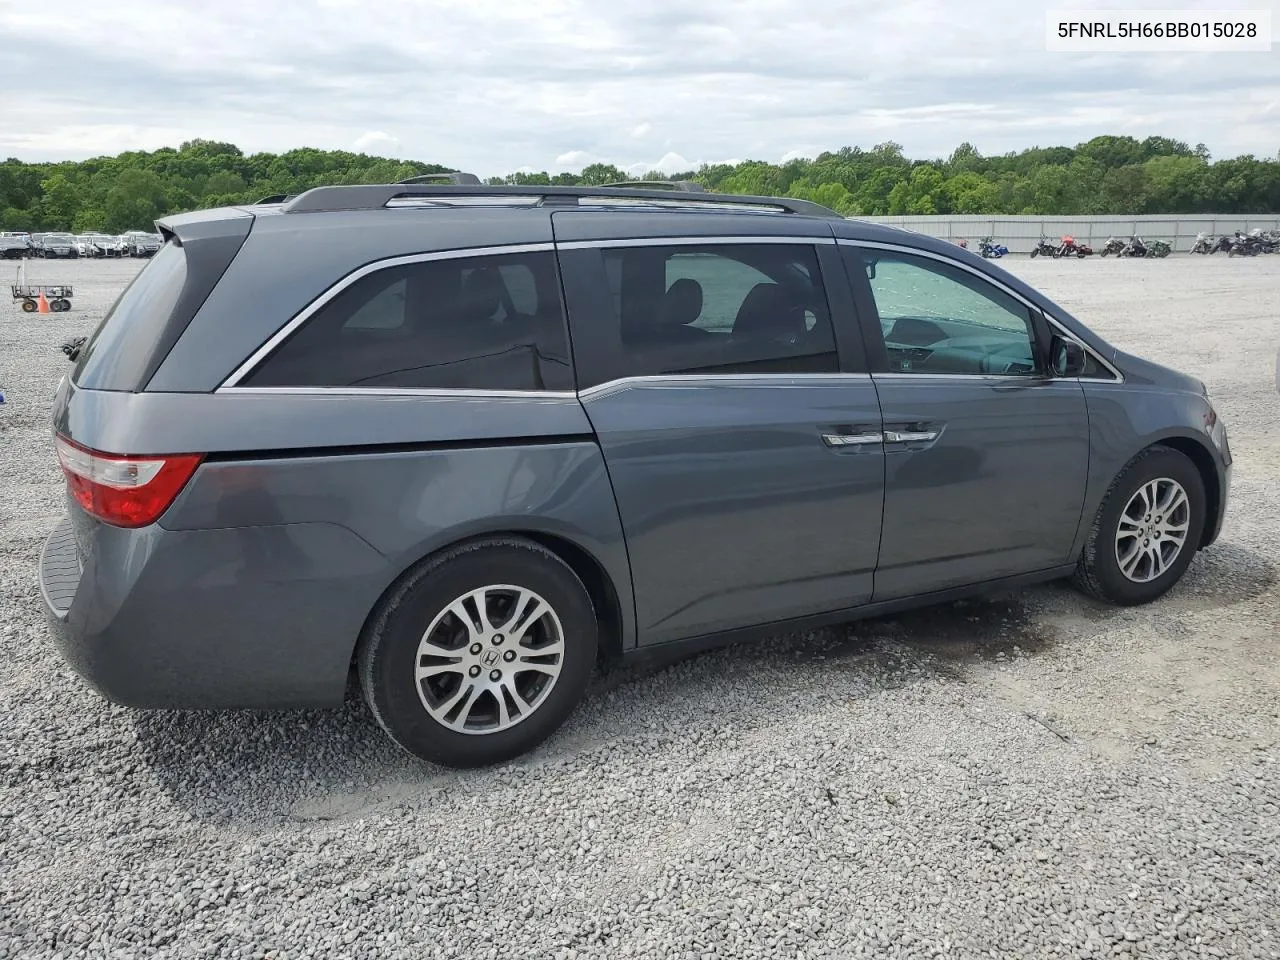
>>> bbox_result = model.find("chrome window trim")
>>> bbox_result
[577,372,870,402]
[217,241,557,390]
[837,239,1125,383]
[872,372,1083,385]
[556,235,835,251]
[218,385,579,401]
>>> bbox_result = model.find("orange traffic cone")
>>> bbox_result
[37,292,50,314]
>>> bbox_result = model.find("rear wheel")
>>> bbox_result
[358,537,598,768]
[21,299,36,313]
[1073,446,1205,606]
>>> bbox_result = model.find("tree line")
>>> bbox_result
[2,135,1278,233]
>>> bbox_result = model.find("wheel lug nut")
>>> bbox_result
[492,633,504,646]
[470,643,482,655]
[503,650,516,662]
[469,665,481,678]
[489,670,501,682]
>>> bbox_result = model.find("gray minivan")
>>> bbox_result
[40,181,1231,767]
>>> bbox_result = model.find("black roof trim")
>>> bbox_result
[397,172,484,185]
[600,180,706,192]
[281,183,840,218]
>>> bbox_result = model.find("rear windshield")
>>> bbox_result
[73,242,187,390]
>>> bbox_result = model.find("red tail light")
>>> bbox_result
[55,436,203,528]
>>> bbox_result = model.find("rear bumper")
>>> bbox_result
[39,510,392,710]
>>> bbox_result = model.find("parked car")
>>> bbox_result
[94,235,125,258]
[41,182,1232,768]
[0,231,30,259]
[39,234,77,258]
[74,235,101,258]
[123,231,162,257]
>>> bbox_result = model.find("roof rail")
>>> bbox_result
[254,194,293,204]
[601,179,706,192]
[281,183,840,218]
[397,172,484,185]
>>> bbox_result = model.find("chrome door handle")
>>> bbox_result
[884,429,939,443]
[822,432,884,447]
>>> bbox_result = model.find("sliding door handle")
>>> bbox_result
[884,429,939,443]
[821,431,884,447]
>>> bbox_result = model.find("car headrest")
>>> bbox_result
[658,278,703,327]
[732,283,803,341]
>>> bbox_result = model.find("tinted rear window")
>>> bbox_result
[73,242,188,391]
[242,250,573,391]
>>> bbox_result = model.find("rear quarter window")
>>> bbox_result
[240,250,573,392]
[73,242,188,390]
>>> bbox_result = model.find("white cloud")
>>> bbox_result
[651,152,693,174]
[0,0,1277,173]
[554,149,596,167]
[352,131,401,155]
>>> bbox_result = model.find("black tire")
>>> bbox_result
[358,537,598,768]
[21,299,36,313]
[1030,248,1039,258]
[1072,445,1206,606]
[53,298,70,312]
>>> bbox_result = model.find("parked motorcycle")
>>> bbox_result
[1246,228,1279,254]
[1209,234,1234,254]
[1190,232,1215,254]
[977,236,1008,259]
[1145,239,1172,258]
[1099,237,1126,257]
[1029,236,1060,258]
[1057,234,1093,258]
[1119,236,1148,258]
[1228,232,1262,257]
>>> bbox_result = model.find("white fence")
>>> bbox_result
[856,214,1280,253]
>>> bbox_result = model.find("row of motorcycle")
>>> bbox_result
[1189,229,1279,256]
[958,229,1278,259]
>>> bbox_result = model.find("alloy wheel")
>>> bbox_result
[414,584,565,734]
[1114,478,1191,583]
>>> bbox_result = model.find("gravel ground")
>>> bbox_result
[1,255,1278,960]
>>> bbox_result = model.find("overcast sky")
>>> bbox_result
[1,0,1277,174]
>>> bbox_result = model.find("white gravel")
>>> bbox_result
[1,255,1278,960]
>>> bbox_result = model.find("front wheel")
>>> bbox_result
[21,299,36,313]
[1030,248,1039,258]
[1072,446,1206,606]
[358,537,598,768]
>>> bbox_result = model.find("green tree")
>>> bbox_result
[578,163,627,186]
[39,174,81,229]
[72,208,107,232]
[0,134,1277,232]
[104,169,168,232]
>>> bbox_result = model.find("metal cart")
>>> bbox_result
[11,262,73,312]
[12,283,74,312]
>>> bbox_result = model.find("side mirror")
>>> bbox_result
[1051,336,1086,377]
